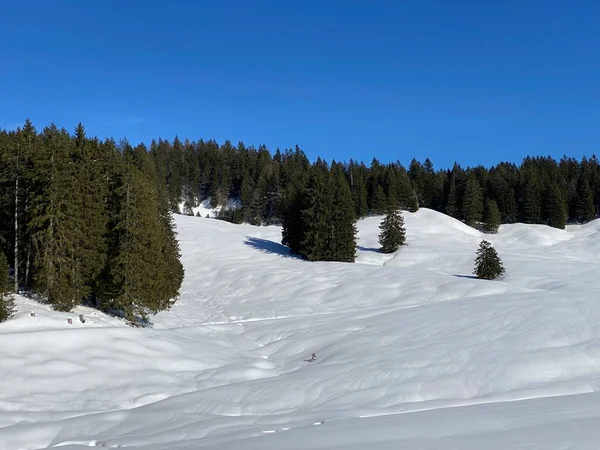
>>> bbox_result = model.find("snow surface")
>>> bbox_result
[2,209,600,449]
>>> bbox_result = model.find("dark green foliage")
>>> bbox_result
[482,199,501,233]
[329,168,357,262]
[522,179,542,224]
[545,184,567,229]
[378,204,406,253]
[0,251,14,322]
[462,175,483,227]
[445,171,459,218]
[474,240,505,280]
[576,176,595,223]
[371,185,387,215]
[0,121,183,324]
[299,165,333,261]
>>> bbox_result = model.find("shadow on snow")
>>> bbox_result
[244,236,303,260]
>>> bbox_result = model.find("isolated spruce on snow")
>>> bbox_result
[474,240,504,280]
[378,204,406,253]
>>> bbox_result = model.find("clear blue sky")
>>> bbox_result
[1,1,599,169]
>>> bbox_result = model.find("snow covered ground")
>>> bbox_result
[2,209,600,449]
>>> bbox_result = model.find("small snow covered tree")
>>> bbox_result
[379,203,406,253]
[474,240,504,280]
[0,251,15,322]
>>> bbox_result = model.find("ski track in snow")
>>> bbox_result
[2,209,600,449]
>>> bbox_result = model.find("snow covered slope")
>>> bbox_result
[2,209,600,449]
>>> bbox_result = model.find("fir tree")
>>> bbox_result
[482,198,501,233]
[0,251,14,322]
[474,240,504,280]
[378,203,406,253]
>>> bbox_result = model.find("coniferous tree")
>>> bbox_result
[30,125,86,311]
[0,251,14,322]
[299,165,331,261]
[462,175,483,227]
[328,168,357,262]
[445,171,459,218]
[378,203,406,253]
[546,183,567,229]
[482,199,501,233]
[522,178,542,223]
[576,176,595,223]
[407,189,419,212]
[371,185,387,215]
[474,240,504,280]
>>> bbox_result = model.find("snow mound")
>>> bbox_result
[2,208,600,449]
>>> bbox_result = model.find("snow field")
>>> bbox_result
[2,209,600,449]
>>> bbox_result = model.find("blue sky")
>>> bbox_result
[1,1,599,169]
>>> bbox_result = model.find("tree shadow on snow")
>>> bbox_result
[244,237,303,260]
[453,274,479,280]
[358,245,382,253]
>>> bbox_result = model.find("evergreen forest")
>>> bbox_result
[2,119,600,318]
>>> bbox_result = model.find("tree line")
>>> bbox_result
[0,120,183,323]
[2,121,599,320]
[150,137,599,231]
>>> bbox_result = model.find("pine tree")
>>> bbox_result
[482,199,501,233]
[546,183,567,229]
[0,251,14,322]
[378,203,406,253]
[462,175,483,227]
[474,240,504,280]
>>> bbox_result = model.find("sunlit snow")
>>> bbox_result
[2,209,600,449]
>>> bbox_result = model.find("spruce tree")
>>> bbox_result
[299,166,331,261]
[0,251,14,322]
[371,185,387,215]
[522,179,542,223]
[462,175,483,227]
[546,183,567,229]
[445,171,459,218]
[378,203,406,253]
[482,198,501,233]
[104,149,182,323]
[474,240,504,280]
[30,125,86,311]
[576,176,595,223]
[329,168,357,262]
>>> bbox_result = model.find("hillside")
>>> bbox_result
[2,209,600,449]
